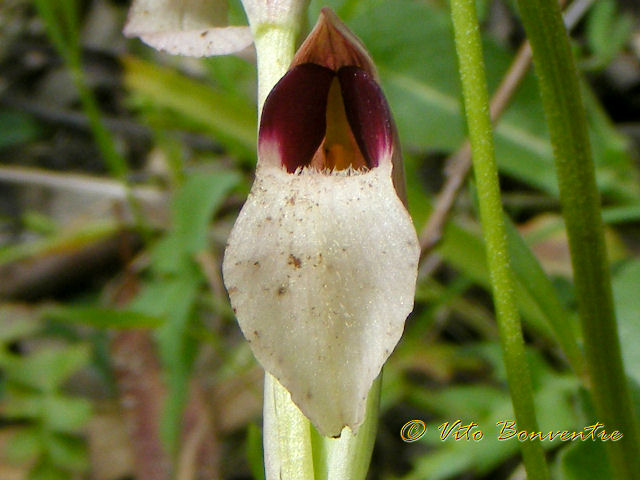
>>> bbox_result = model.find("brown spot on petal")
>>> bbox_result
[288,254,302,269]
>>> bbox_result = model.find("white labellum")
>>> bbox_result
[223,163,419,437]
[124,0,253,57]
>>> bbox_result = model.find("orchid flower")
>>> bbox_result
[223,9,420,438]
[123,0,308,57]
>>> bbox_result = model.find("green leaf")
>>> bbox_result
[44,306,163,329]
[133,274,201,455]
[151,171,240,275]
[4,427,43,463]
[172,171,240,255]
[558,440,612,480]
[247,423,266,480]
[585,0,634,69]
[438,220,555,339]
[612,259,640,385]
[48,434,88,471]
[42,395,92,433]
[0,111,40,150]
[124,57,257,160]
[0,389,42,420]
[6,344,90,392]
[29,461,68,480]
[504,219,584,377]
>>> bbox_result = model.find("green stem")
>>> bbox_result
[253,25,299,115]
[310,376,380,480]
[513,0,640,477]
[252,22,315,480]
[264,374,315,480]
[33,0,148,235]
[70,64,128,180]
[449,1,550,479]
[69,60,149,235]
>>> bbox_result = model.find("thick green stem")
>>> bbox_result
[264,374,315,480]
[253,25,299,115]
[310,376,380,480]
[449,1,550,479]
[254,25,313,480]
[513,0,640,477]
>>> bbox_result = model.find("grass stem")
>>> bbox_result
[449,1,550,478]
[513,0,640,477]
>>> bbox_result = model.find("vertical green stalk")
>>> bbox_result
[310,376,380,480]
[33,0,148,233]
[33,0,128,179]
[252,21,314,480]
[263,374,315,480]
[253,26,299,115]
[449,1,550,479]
[514,0,640,478]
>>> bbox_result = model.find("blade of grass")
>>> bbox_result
[503,218,586,380]
[513,0,640,477]
[32,0,148,234]
[449,1,550,478]
[123,57,257,158]
[33,0,128,179]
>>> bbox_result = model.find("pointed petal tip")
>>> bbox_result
[292,7,377,75]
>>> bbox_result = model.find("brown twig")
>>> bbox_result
[418,41,533,259]
[111,329,172,480]
[417,0,593,265]
[109,274,222,480]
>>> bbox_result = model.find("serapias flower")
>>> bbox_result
[124,0,308,57]
[223,9,420,437]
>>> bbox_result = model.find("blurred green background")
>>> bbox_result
[1,0,639,479]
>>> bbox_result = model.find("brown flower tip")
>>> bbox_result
[292,7,377,75]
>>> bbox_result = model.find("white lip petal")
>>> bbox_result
[222,164,419,437]
[134,27,254,57]
[124,0,254,56]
